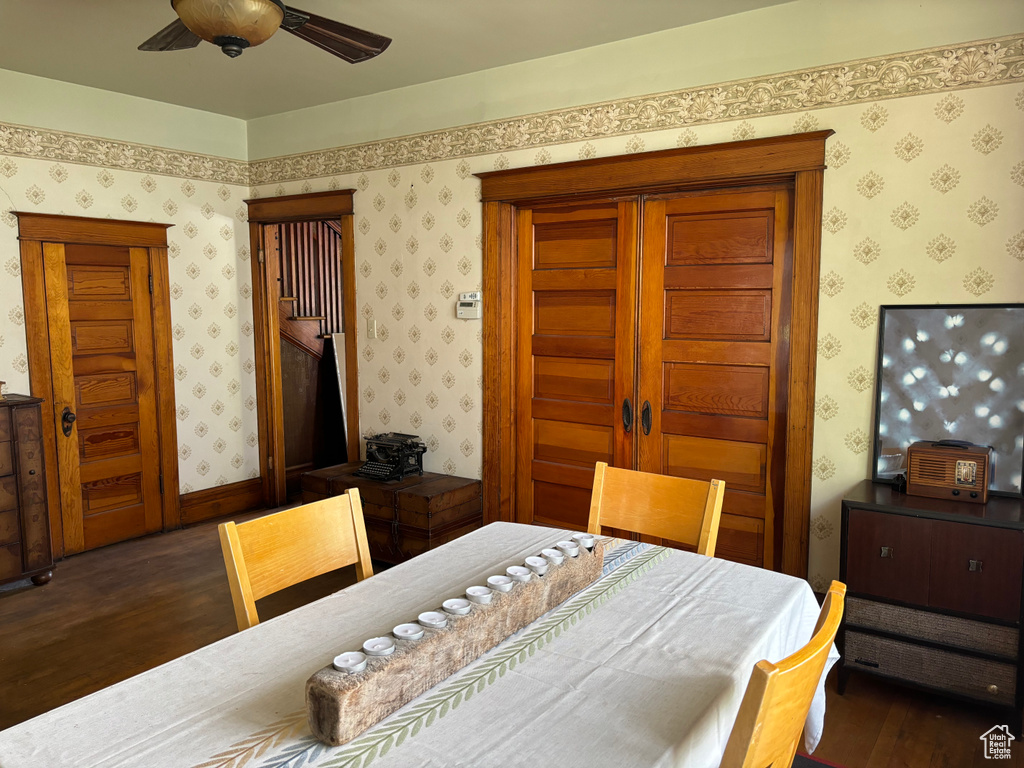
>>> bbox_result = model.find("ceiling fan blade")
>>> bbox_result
[282,7,391,63]
[138,18,202,52]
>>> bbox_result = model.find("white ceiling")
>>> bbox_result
[0,1,789,120]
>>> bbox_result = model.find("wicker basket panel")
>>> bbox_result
[844,630,1016,706]
[847,597,1018,660]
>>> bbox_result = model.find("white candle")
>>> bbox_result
[571,533,596,550]
[362,636,396,656]
[466,585,493,604]
[443,598,472,615]
[557,540,580,558]
[393,623,424,641]
[525,556,549,575]
[541,547,565,565]
[332,651,367,673]
[487,574,514,592]
[418,610,448,629]
[507,565,532,582]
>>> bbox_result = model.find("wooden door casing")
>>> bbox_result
[478,132,831,576]
[639,187,792,566]
[44,243,163,553]
[515,201,638,530]
[16,212,179,559]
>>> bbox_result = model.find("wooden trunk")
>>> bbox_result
[301,463,483,564]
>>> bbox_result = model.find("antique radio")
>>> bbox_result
[356,432,427,482]
[906,440,992,504]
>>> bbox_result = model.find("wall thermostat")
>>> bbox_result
[456,298,482,319]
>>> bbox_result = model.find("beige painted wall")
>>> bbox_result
[0,68,247,160]
[246,0,1024,159]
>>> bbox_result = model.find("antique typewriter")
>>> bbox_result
[355,432,427,481]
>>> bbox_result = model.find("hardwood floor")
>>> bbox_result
[0,513,1020,767]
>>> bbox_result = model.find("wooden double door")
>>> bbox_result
[517,186,792,568]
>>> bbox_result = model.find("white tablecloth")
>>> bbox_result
[0,522,837,768]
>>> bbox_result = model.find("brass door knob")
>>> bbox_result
[987,684,999,695]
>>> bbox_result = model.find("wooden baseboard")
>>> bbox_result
[179,478,264,526]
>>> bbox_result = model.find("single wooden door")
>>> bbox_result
[638,187,793,567]
[44,243,163,553]
[515,201,639,529]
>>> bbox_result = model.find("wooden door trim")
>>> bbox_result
[244,191,359,507]
[478,132,833,203]
[16,214,179,558]
[478,132,832,576]
[14,212,172,247]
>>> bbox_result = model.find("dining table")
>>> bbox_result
[0,521,838,768]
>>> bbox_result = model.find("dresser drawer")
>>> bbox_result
[844,630,1016,706]
[0,441,12,476]
[0,407,9,442]
[0,541,21,581]
[846,597,1018,660]
[0,475,17,512]
[846,508,930,604]
[929,521,1024,622]
[0,508,19,547]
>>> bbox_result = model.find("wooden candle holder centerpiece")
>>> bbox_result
[306,538,606,745]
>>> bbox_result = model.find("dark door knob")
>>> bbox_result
[622,398,633,433]
[641,401,652,436]
[61,406,77,437]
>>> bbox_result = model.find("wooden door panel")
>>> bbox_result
[516,201,638,530]
[928,522,1024,621]
[663,363,769,417]
[45,243,163,553]
[78,423,141,461]
[663,434,766,493]
[533,219,617,268]
[70,320,135,355]
[534,357,615,404]
[666,211,773,265]
[534,292,616,336]
[640,188,791,569]
[846,508,931,605]
[664,290,772,340]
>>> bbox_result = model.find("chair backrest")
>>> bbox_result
[218,490,374,631]
[587,462,725,556]
[719,581,847,768]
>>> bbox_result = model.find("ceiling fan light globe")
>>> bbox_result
[171,0,284,50]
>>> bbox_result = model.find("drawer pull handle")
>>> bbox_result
[969,559,983,573]
[988,684,999,695]
[854,658,880,668]
[879,546,893,558]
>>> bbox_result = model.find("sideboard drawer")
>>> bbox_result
[929,521,1024,621]
[846,508,930,604]
[846,597,1019,660]
[0,441,12,477]
[845,630,1016,706]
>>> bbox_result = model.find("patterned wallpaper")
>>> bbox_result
[253,81,1023,588]
[0,163,259,493]
[1,33,1021,585]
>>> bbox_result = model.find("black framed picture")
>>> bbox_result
[871,303,1024,496]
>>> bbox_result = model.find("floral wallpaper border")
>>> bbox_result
[0,122,249,185]
[0,34,1021,187]
[251,33,1024,183]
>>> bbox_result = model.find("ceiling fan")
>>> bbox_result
[139,0,391,62]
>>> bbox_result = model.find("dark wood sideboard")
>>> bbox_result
[0,395,54,586]
[839,480,1024,730]
[301,462,482,565]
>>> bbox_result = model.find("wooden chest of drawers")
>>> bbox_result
[840,480,1024,730]
[301,462,483,565]
[0,395,54,586]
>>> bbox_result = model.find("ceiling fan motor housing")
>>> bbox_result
[171,0,285,56]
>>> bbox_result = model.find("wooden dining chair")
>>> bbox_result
[719,580,847,768]
[587,462,725,556]
[218,490,374,631]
